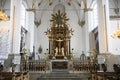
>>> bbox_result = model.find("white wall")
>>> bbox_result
[0,22,11,56]
[37,10,52,58]
[105,0,120,55]
[108,20,120,55]
[68,10,83,58]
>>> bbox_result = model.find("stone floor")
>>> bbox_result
[30,71,90,80]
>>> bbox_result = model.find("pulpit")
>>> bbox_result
[45,11,74,59]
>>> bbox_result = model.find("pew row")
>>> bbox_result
[0,71,29,80]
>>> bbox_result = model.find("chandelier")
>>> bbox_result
[112,7,120,38]
[112,20,120,38]
[112,28,120,38]
[0,10,9,21]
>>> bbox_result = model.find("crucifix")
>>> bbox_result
[56,38,63,54]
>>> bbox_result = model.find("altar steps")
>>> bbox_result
[30,72,90,80]
[36,77,87,80]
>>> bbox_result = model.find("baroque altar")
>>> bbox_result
[45,11,74,60]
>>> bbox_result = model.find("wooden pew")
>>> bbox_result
[0,71,29,80]
[97,72,116,80]
[89,72,117,80]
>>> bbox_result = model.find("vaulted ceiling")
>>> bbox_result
[22,0,94,27]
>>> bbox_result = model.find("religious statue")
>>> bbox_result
[70,48,75,59]
[55,47,58,56]
[22,48,29,61]
[89,49,98,63]
[61,47,64,56]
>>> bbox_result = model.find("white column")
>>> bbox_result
[81,27,85,53]
[33,23,37,59]
[26,11,34,53]
[97,0,109,53]
[34,26,37,52]
[10,0,22,54]
[81,12,90,56]
[85,12,90,56]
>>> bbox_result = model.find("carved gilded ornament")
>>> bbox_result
[50,10,69,27]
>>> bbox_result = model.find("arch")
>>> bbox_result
[53,3,65,14]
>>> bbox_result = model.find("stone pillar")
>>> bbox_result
[85,12,90,55]
[26,11,34,53]
[82,12,90,56]
[34,22,38,54]
[97,0,113,72]
[97,0,109,53]
[10,0,22,53]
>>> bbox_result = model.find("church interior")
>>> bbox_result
[0,0,120,80]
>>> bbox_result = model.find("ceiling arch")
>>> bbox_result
[23,0,95,27]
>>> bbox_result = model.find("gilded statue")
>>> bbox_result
[61,47,65,56]
[55,47,58,56]
[89,49,98,63]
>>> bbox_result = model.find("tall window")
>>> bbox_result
[20,4,26,27]
[20,4,27,52]
[89,3,98,32]
[89,2,99,52]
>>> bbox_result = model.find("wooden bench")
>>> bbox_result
[0,71,29,80]
[89,72,117,80]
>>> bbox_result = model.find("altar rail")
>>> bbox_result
[20,60,49,72]
[72,60,97,72]
[20,59,98,72]
[0,71,29,80]
[73,61,90,71]
[89,72,117,80]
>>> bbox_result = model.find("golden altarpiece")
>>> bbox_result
[45,11,74,60]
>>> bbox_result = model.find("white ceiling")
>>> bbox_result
[22,0,95,26]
